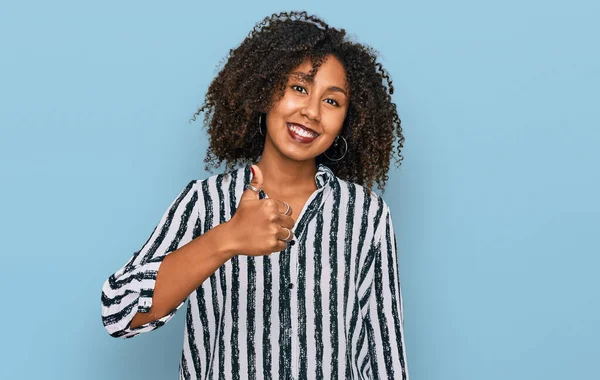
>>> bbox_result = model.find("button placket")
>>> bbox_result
[245,163,333,379]
[290,230,301,379]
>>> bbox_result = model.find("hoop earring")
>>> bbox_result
[323,135,348,161]
[258,113,265,136]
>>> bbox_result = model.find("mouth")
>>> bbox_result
[286,122,319,143]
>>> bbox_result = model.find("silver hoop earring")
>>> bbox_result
[323,135,348,161]
[258,113,265,136]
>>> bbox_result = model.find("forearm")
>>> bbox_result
[130,222,237,328]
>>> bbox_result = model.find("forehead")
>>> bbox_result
[289,55,348,90]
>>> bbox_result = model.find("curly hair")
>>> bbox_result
[191,11,404,193]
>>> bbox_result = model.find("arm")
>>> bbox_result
[101,167,294,338]
[100,180,237,338]
[366,203,409,379]
[129,222,236,328]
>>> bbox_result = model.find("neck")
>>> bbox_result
[256,142,318,197]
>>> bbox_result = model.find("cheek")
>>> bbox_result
[272,92,303,115]
[323,110,347,133]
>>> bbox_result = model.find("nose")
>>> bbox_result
[301,93,321,122]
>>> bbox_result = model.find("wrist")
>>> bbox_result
[212,222,241,260]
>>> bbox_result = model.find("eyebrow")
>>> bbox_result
[289,72,348,97]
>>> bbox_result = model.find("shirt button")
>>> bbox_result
[287,283,294,290]
[289,240,296,246]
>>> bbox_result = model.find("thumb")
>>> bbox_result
[240,164,264,201]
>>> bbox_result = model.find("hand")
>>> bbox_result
[226,165,295,256]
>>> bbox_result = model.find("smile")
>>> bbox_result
[287,123,319,143]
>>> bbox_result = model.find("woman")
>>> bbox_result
[101,11,409,380]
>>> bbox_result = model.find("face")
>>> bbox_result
[264,54,349,163]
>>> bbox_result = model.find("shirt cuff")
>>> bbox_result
[136,256,166,313]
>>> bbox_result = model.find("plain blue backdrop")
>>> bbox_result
[1,0,598,379]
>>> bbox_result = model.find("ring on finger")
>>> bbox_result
[283,227,292,241]
[283,201,291,216]
[247,184,261,192]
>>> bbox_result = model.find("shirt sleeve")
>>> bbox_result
[101,180,199,338]
[366,202,410,379]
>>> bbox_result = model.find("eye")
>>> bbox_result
[324,98,340,107]
[291,85,307,94]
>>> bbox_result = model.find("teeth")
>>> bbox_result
[288,124,317,138]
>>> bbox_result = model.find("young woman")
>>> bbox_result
[101,11,409,380]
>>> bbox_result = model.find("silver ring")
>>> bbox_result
[283,227,292,241]
[283,201,291,215]
[247,184,261,193]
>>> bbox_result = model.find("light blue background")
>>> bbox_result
[1,0,598,379]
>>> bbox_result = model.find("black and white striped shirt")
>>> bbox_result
[101,163,409,380]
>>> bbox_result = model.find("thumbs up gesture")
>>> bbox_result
[227,165,295,256]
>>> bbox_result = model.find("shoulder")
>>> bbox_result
[190,165,250,194]
[336,177,389,214]
[336,177,388,208]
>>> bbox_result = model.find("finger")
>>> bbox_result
[263,238,287,255]
[271,199,293,216]
[277,227,295,242]
[282,200,293,216]
[275,214,295,229]
[267,240,287,255]
[240,164,264,201]
[275,240,287,251]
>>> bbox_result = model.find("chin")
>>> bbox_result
[282,152,316,163]
[277,146,318,163]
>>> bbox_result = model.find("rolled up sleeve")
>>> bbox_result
[101,180,199,338]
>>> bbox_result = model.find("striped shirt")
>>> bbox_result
[101,163,409,380]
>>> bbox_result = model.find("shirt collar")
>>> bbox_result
[243,163,335,190]
[315,163,335,189]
